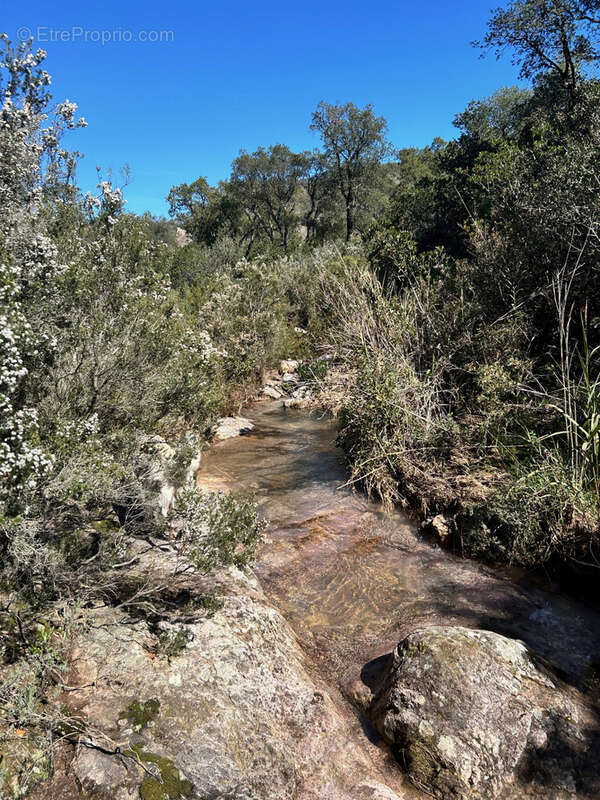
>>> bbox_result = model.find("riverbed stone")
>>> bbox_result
[263,385,282,399]
[368,626,599,800]
[280,359,299,374]
[424,513,451,543]
[213,415,255,440]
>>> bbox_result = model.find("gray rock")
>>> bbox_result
[60,564,408,800]
[283,396,311,409]
[128,435,202,524]
[213,416,255,441]
[368,626,598,800]
[72,747,128,791]
[262,385,282,399]
[280,359,299,374]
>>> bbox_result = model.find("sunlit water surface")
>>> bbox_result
[198,402,600,690]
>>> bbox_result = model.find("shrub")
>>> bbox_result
[174,488,265,573]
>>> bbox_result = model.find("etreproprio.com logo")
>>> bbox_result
[16,26,175,45]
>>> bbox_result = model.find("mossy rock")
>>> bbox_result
[129,747,193,800]
[119,698,160,730]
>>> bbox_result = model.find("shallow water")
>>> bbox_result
[198,401,600,691]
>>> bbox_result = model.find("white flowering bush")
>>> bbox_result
[0,36,87,517]
[83,175,124,224]
[36,213,225,433]
[0,258,54,516]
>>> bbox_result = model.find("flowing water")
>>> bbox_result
[198,401,600,701]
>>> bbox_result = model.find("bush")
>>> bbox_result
[174,488,266,573]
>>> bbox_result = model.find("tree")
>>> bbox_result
[477,0,600,107]
[310,101,392,240]
[167,176,230,245]
[454,86,533,142]
[301,149,342,242]
[229,144,307,253]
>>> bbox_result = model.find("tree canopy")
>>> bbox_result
[310,101,393,239]
[477,0,600,106]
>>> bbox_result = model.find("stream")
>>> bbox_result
[198,401,600,728]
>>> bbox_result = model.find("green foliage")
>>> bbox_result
[476,0,600,107]
[297,357,330,383]
[366,228,423,289]
[155,627,194,660]
[311,101,393,240]
[229,144,309,253]
[130,746,194,800]
[459,453,586,566]
[175,488,265,573]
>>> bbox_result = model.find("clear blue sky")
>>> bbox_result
[4,0,523,216]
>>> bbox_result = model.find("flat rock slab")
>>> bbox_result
[213,416,255,441]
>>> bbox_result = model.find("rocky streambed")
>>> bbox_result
[39,401,600,800]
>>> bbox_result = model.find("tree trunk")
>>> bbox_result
[345,190,354,241]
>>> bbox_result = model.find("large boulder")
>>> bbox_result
[368,627,599,800]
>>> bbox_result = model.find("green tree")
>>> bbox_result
[229,144,308,253]
[454,86,533,143]
[477,0,600,108]
[167,176,232,245]
[301,149,343,242]
[310,101,392,240]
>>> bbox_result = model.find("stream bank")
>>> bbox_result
[198,401,600,798]
[33,401,600,800]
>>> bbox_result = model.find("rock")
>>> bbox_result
[368,626,598,800]
[262,385,282,400]
[423,514,451,544]
[140,435,178,518]
[344,679,373,711]
[138,435,201,519]
[352,782,406,800]
[282,372,298,383]
[56,560,408,800]
[72,747,128,792]
[280,359,299,374]
[283,396,311,409]
[213,416,255,441]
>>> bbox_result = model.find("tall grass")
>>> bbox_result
[312,249,451,507]
[549,264,600,506]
